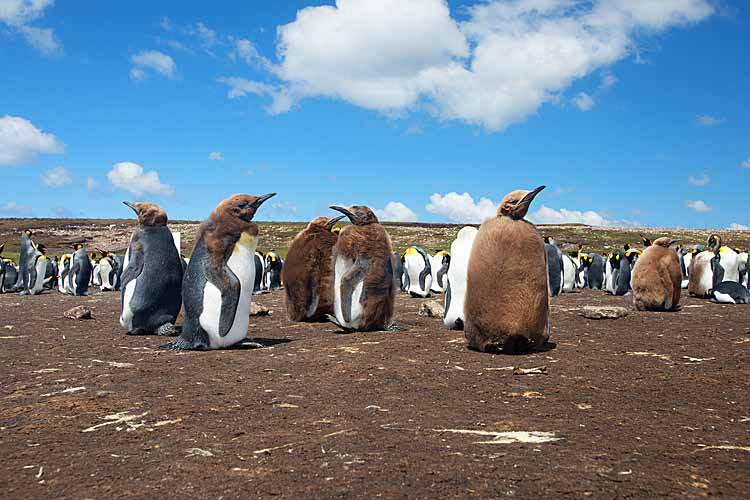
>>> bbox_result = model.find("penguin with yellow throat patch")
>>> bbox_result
[464,186,549,354]
[164,193,275,351]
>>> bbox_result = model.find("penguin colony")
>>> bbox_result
[2,190,749,353]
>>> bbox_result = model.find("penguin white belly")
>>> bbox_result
[712,291,736,304]
[333,255,363,328]
[605,261,614,294]
[99,261,113,290]
[120,278,137,330]
[57,261,67,293]
[718,251,740,283]
[429,254,445,293]
[31,257,47,294]
[201,235,257,349]
[405,252,430,297]
[562,256,576,291]
[92,264,101,286]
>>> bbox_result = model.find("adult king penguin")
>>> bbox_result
[57,254,72,294]
[11,229,37,293]
[27,243,48,295]
[429,250,450,294]
[68,244,93,296]
[264,251,284,290]
[120,202,183,335]
[465,186,549,354]
[631,237,682,311]
[443,226,477,330]
[403,246,432,298]
[329,205,396,331]
[282,215,344,322]
[165,193,275,350]
[710,281,750,304]
[544,236,564,296]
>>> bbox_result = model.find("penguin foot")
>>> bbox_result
[238,340,266,349]
[387,324,406,332]
[160,337,208,351]
[156,323,177,336]
[325,314,356,333]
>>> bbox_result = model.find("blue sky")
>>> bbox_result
[0,0,748,229]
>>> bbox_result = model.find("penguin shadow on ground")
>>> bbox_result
[467,341,558,356]
[230,338,295,350]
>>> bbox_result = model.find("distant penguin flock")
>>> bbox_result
[1,188,748,354]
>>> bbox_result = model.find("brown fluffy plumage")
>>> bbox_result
[282,216,341,322]
[632,237,682,311]
[330,206,395,331]
[199,194,275,267]
[123,201,168,227]
[464,186,549,354]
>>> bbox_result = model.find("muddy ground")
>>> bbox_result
[0,287,748,499]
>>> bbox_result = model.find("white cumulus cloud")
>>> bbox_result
[528,205,610,226]
[0,0,60,54]
[426,192,498,223]
[208,151,223,161]
[685,199,711,213]
[688,174,710,186]
[374,201,418,222]
[572,92,595,111]
[107,162,173,197]
[234,0,713,130]
[696,115,724,126]
[40,166,72,187]
[130,50,177,80]
[0,115,64,166]
[741,158,750,169]
[728,223,749,230]
[0,200,32,215]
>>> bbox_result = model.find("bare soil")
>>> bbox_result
[1,288,748,499]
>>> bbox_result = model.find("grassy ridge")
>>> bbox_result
[0,218,748,262]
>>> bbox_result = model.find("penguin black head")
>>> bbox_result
[123,201,169,226]
[623,243,631,251]
[36,243,47,254]
[329,205,379,226]
[218,193,276,224]
[544,236,554,244]
[72,243,84,251]
[707,234,721,252]
[640,235,653,247]
[691,247,700,256]
[332,226,342,234]
[24,229,32,237]
[498,185,545,220]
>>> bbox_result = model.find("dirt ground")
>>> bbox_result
[0,288,749,499]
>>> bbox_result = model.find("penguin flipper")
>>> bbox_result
[121,244,144,290]
[209,263,241,338]
[437,265,448,289]
[418,265,431,293]
[340,256,369,324]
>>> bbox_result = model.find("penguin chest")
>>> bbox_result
[334,255,364,329]
[32,257,46,293]
[201,233,257,349]
[99,260,113,290]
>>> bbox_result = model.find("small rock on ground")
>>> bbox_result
[64,305,92,320]
[250,303,271,316]
[581,306,629,320]
[419,300,445,318]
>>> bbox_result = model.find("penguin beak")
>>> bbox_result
[513,185,545,218]
[330,206,359,224]
[251,193,276,208]
[325,215,345,230]
[123,201,138,214]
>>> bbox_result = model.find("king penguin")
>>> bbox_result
[57,254,72,294]
[403,246,432,298]
[710,281,750,304]
[26,243,48,295]
[120,202,184,335]
[282,215,344,322]
[164,193,275,350]
[443,226,477,330]
[264,251,284,290]
[2,259,17,293]
[12,229,37,293]
[464,186,549,354]
[561,253,578,292]
[0,244,5,292]
[429,250,450,293]
[253,251,265,294]
[632,237,682,311]
[67,244,92,296]
[544,236,563,297]
[329,205,396,331]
